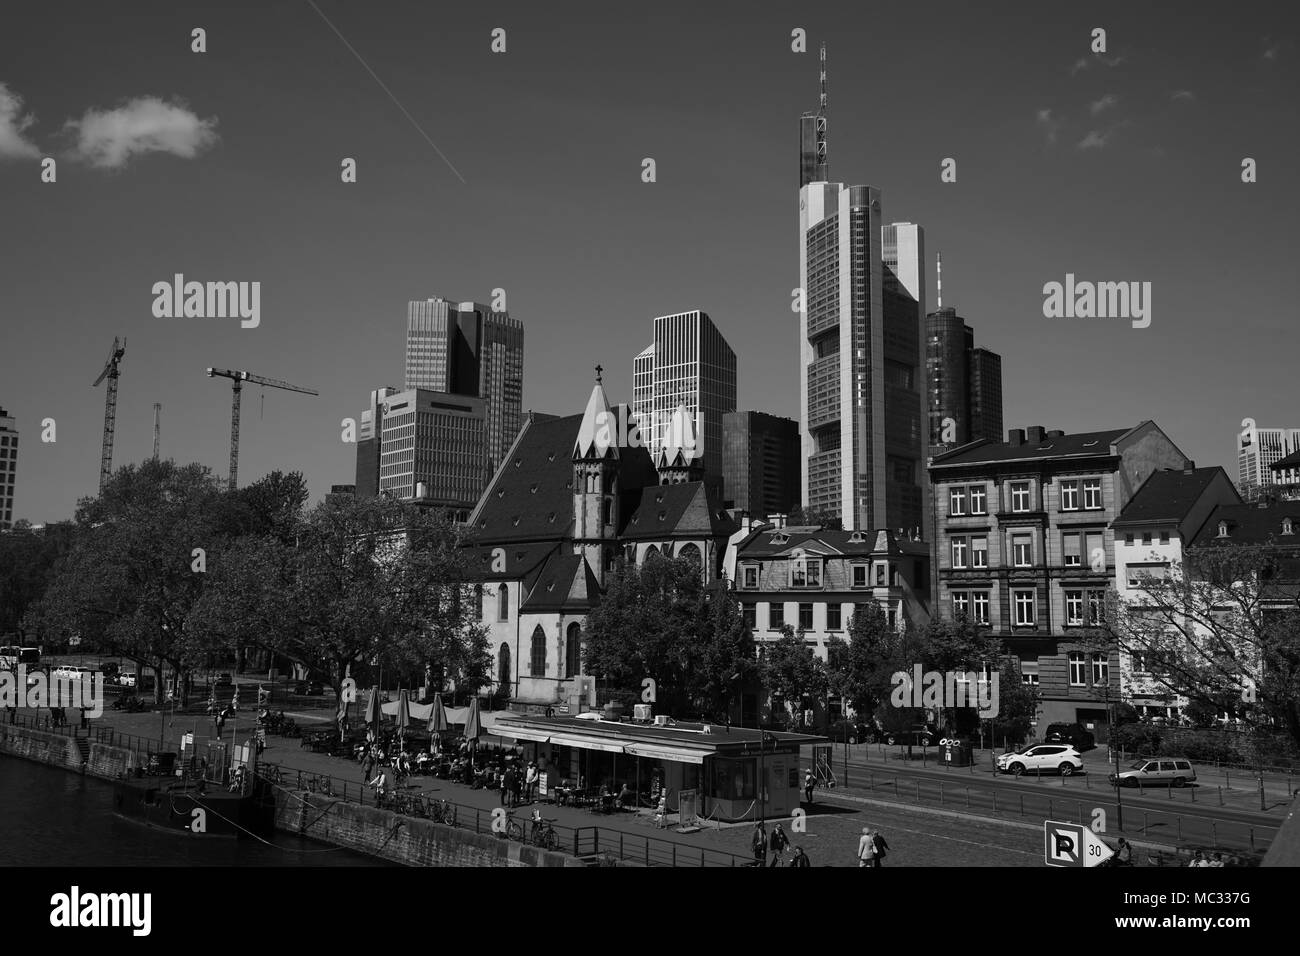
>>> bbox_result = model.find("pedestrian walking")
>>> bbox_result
[871,829,890,867]
[512,765,523,807]
[214,711,226,741]
[768,822,790,867]
[751,822,767,865]
[525,762,539,803]
[857,827,877,868]
[804,769,815,805]
[788,846,811,867]
[501,766,515,808]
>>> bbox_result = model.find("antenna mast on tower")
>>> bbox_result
[937,253,943,309]
[152,403,161,460]
[816,42,829,181]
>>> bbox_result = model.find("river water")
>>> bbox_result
[0,757,388,866]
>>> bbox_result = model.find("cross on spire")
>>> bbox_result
[594,364,603,383]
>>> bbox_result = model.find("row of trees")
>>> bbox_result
[19,459,490,704]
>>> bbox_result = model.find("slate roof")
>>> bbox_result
[1271,450,1300,472]
[931,427,1132,467]
[1189,502,1300,549]
[520,553,602,612]
[469,413,582,544]
[735,527,929,558]
[469,542,561,582]
[621,480,737,540]
[1112,467,1231,527]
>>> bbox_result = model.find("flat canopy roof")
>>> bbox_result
[489,714,824,763]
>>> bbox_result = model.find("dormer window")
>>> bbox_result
[1283,518,1294,536]
[547,452,556,462]
[513,516,521,527]
[849,531,867,543]
[790,553,822,588]
[1217,521,1228,538]
[770,533,789,545]
[497,488,505,498]
[514,458,522,468]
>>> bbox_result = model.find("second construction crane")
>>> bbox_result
[92,337,126,494]
[206,367,318,491]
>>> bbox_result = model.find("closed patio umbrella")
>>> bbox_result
[427,693,448,735]
[396,689,411,735]
[464,695,482,770]
[364,686,382,740]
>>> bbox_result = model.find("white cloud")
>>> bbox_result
[1069,57,1090,76]
[1089,94,1119,115]
[1077,129,1112,150]
[0,82,41,160]
[1036,108,1063,146]
[1070,54,1125,75]
[1171,90,1196,102]
[63,96,218,168]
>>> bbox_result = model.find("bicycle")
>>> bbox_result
[498,808,526,842]
[430,799,457,826]
[262,765,284,785]
[530,816,560,851]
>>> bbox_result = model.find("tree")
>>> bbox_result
[25,460,226,703]
[762,628,827,728]
[785,506,843,531]
[689,581,760,721]
[0,521,75,637]
[831,601,901,720]
[1105,543,1300,747]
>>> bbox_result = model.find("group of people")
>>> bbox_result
[1188,849,1228,867]
[749,822,812,867]
[494,760,541,807]
[856,826,890,867]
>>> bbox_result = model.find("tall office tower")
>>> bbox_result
[797,50,924,532]
[404,296,524,473]
[355,386,398,498]
[722,411,801,517]
[632,310,737,479]
[925,307,1004,449]
[632,344,655,433]
[0,407,16,530]
[1238,424,1300,488]
[968,348,1004,444]
[378,388,487,516]
[881,223,927,532]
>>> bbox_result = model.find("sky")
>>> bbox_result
[1,0,1297,523]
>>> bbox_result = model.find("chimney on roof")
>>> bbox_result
[767,513,788,529]
[1183,461,1196,475]
[1007,428,1026,446]
[1046,430,1065,439]
[1026,426,1046,443]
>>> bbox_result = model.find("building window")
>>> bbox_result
[530,627,547,677]
[791,556,822,588]
[851,565,868,588]
[475,584,484,621]
[826,603,841,630]
[1217,521,1228,537]
[742,602,756,629]
[1283,518,1294,536]
[951,537,968,569]
[1083,478,1102,510]
[969,485,987,515]
[1060,480,1079,511]
[770,603,785,630]
[1013,590,1035,626]
[1021,667,1040,686]
[679,543,701,565]
[1142,532,1152,546]
[972,591,990,625]
[1127,564,1169,588]
[799,603,814,629]
[950,487,966,516]
[972,536,988,568]
[497,585,509,622]
[498,643,511,687]
[565,623,581,679]
[1012,533,1032,567]
[1091,653,1109,684]
[875,563,886,586]
[887,606,897,630]
[1086,531,1105,571]
[951,592,969,618]
[1063,531,1081,567]
[1087,589,1106,625]
[1069,652,1087,686]
[1125,533,1134,545]
[1065,590,1084,625]
[1010,482,1031,512]
[1160,531,1171,544]
[742,565,758,589]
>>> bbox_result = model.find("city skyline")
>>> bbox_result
[2,2,1297,524]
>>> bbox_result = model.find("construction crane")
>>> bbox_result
[152,403,161,460]
[92,337,127,493]
[206,367,318,491]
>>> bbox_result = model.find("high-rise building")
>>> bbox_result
[925,306,1004,449]
[355,386,398,497]
[1238,425,1300,490]
[631,310,737,479]
[404,296,523,473]
[0,407,16,530]
[797,52,925,532]
[722,411,800,517]
[378,388,487,517]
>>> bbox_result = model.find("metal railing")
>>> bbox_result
[254,761,748,867]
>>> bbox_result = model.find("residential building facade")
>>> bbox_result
[928,422,1190,734]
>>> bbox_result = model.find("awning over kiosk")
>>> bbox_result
[624,743,707,765]
[492,725,553,743]
[546,732,627,753]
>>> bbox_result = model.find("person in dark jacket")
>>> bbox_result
[871,830,890,867]
[788,846,811,867]
[768,823,790,867]
[751,822,767,865]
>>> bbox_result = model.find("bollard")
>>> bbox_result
[1143,810,1148,836]
[1212,820,1217,847]
[1250,828,1255,852]
[1191,786,1196,803]
[1218,786,1224,806]
[916,780,921,803]
[1226,769,1231,790]
[1078,802,1085,824]
[1048,798,1053,819]
[1167,783,1172,801]
[475,808,481,834]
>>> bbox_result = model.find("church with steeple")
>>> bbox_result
[466,370,737,714]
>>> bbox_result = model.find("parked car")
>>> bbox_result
[51,665,96,682]
[1043,722,1096,750]
[826,719,876,744]
[996,743,1085,776]
[878,724,943,747]
[119,671,137,688]
[1110,758,1197,788]
[293,679,326,696]
[215,672,234,688]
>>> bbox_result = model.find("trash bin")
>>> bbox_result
[940,739,972,767]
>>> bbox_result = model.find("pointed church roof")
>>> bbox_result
[655,404,701,469]
[573,375,617,460]
[521,553,603,612]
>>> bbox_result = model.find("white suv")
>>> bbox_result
[997,744,1085,776]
